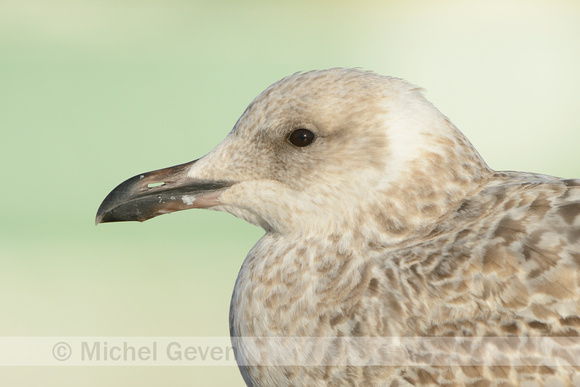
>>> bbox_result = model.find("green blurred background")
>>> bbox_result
[1,0,579,385]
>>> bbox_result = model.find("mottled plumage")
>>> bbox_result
[97,68,580,386]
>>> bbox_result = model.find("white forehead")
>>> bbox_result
[193,68,465,187]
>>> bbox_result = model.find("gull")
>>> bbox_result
[96,68,580,386]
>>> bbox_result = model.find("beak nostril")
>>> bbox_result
[147,182,166,188]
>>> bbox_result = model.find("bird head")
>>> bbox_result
[96,68,490,243]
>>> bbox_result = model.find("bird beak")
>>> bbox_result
[95,160,234,225]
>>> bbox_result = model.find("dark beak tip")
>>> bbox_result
[94,213,114,226]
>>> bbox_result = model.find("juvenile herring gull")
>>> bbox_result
[96,68,580,386]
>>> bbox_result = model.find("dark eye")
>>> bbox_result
[288,128,315,147]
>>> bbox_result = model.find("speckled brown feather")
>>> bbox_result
[232,177,580,386]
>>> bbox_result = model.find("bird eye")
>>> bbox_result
[288,128,315,147]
